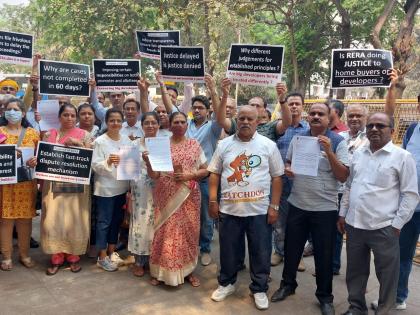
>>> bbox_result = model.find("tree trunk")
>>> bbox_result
[370,0,397,49]
[286,20,300,92]
[203,1,214,76]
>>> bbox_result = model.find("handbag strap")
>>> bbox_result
[17,128,27,166]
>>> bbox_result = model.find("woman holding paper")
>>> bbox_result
[145,111,208,287]
[92,108,133,272]
[40,103,92,275]
[0,98,39,271]
[128,111,160,277]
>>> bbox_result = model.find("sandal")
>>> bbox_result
[132,265,145,277]
[20,257,35,268]
[69,263,82,273]
[1,259,12,271]
[187,274,200,287]
[46,264,62,276]
[149,278,161,286]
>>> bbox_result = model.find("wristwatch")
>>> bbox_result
[269,204,279,211]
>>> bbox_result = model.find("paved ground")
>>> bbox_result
[1,216,419,315]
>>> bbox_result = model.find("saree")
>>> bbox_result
[41,128,91,255]
[149,138,205,286]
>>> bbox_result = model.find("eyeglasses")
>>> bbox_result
[1,86,16,92]
[366,123,391,130]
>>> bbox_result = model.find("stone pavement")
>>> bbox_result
[1,216,419,315]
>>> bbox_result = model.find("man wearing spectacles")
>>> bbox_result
[339,112,419,315]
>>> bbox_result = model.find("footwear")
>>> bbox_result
[132,264,145,277]
[211,284,235,302]
[187,274,201,287]
[46,264,62,276]
[271,286,295,302]
[271,252,283,266]
[303,243,313,256]
[320,302,335,315]
[371,300,378,310]
[30,237,39,249]
[19,257,35,268]
[109,252,124,266]
[1,259,13,271]
[69,262,82,273]
[298,259,306,272]
[396,301,407,310]
[201,252,212,266]
[254,292,269,310]
[97,256,118,272]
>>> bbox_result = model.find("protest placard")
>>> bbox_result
[34,141,93,185]
[160,46,205,83]
[136,30,180,60]
[227,44,284,86]
[93,59,140,92]
[39,60,90,96]
[0,30,33,66]
[37,100,60,131]
[0,145,17,184]
[331,49,393,88]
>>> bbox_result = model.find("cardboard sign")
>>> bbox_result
[160,46,205,82]
[227,44,284,86]
[93,59,140,92]
[136,30,180,60]
[34,141,93,185]
[331,49,393,88]
[0,30,33,66]
[0,145,17,184]
[39,60,90,96]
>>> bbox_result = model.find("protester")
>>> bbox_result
[40,103,91,275]
[339,112,419,315]
[121,99,144,140]
[329,99,349,133]
[128,112,160,277]
[0,98,39,271]
[78,104,100,140]
[0,79,19,96]
[145,111,208,287]
[271,103,349,315]
[272,92,309,270]
[208,105,284,310]
[92,108,132,271]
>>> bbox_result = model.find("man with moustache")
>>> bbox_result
[208,105,284,310]
[339,113,419,315]
[271,103,349,315]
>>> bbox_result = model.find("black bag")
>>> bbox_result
[16,128,33,182]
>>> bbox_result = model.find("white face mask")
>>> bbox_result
[5,109,23,124]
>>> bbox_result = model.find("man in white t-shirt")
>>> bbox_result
[207,106,284,310]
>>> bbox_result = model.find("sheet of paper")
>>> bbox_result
[16,147,34,165]
[145,137,173,172]
[291,136,320,176]
[116,145,141,180]
[38,100,60,131]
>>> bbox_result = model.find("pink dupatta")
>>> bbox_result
[46,128,86,144]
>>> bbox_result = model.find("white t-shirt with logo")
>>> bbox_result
[208,132,284,217]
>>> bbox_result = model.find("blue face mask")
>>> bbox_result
[5,109,23,124]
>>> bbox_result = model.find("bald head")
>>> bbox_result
[238,105,258,118]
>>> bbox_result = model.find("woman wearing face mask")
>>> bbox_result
[144,111,208,287]
[0,98,39,271]
[41,103,92,276]
[128,112,160,277]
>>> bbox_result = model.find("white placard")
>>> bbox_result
[37,100,60,131]
[116,145,141,180]
[145,137,173,172]
[291,136,321,177]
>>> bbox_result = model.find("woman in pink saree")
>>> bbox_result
[40,104,92,275]
[144,112,208,287]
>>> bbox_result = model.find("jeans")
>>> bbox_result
[333,193,344,273]
[218,213,272,293]
[134,254,149,267]
[397,211,420,303]
[199,178,213,253]
[282,204,337,304]
[95,193,126,251]
[273,176,292,256]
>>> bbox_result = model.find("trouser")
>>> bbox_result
[397,211,420,303]
[273,176,292,256]
[134,254,149,267]
[199,178,213,253]
[218,213,272,293]
[345,224,399,315]
[281,204,336,304]
[0,218,32,260]
[95,193,126,251]
[51,253,79,265]
[90,195,97,246]
[333,193,344,273]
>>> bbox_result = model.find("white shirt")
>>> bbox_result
[92,134,133,197]
[208,132,284,217]
[120,121,144,139]
[340,141,419,230]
